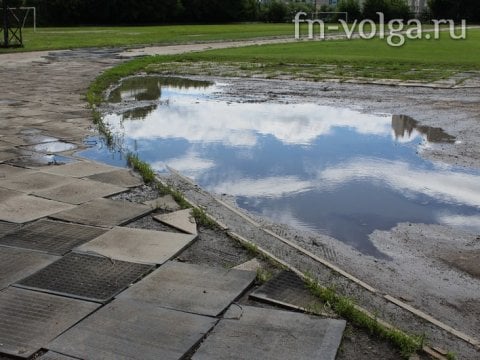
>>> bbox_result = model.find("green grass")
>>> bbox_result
[0,24,299,53]
[126,153,156,183]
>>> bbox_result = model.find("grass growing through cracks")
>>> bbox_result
[304,275,424,359]
[126,153,156,183]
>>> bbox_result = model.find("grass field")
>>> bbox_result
[0,24,299,53]
[143,28,480,82]
[85,28,480,104]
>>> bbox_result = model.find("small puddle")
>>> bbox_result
[80,76,480,257]
[23,141,77,153]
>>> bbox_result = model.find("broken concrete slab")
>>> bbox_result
[0,219,107,255]
[0,287,99,358]
[233,258,262,272]
[37,352,78,360]
[0,247,59,290]
[86,169,143,188]
[0,171,76,193]
[144,194,181,211]
[40,161,118,178]
[153,208,197,235]
[192,305,346,360]
[118,261,256,316]
[15,252,154,303]
[0,220,19,237]
[50,198,151,228]
[249,270,336,317]
[48,299,217,360]
[0,188,74,223]
[76,226,196,265]
[32,179,127,205]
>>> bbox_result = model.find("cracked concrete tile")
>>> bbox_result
[0,172,76,193]
[153,208,197,235]
[40,161,119,178]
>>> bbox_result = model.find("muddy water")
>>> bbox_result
[80,76,480,257]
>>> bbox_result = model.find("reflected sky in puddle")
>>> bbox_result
[79,77,480,257]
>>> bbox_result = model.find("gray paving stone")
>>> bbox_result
[0,172,76,193]
[153,208,197,235]
[76,226,197,265]
[48,299,217,360]
[15,252,154,303]
[0,150,19,162]
[233,258,262,271]
[41,161,118,178]
[192,305,346,360]
[0,164,36,179]
[86,169,144,188]
[0,188,75,223]
[0,220,19,237]
[0,287,99,358]
[32,179,127,205]
[0,219,107,255]
[118,261,256,316]
[50,198,151,228]
[0,247,59,290]
[144,194,181,211]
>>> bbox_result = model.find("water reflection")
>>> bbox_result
[80,77,480,257]
[392,115,456,143]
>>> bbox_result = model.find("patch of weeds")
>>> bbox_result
[126,153,156,183]
[446,352,457,360]
[191,207,217,229]
[256,268,273,284]
[304,275,423,359]
[91,109,114,146]
[155,182,191,209]
[243,241,260,257]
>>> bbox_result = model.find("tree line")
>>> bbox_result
[8,0,480,25]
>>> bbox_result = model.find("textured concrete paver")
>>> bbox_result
[76,226,197,265]
[0,188,74,223]
[41,161,118,178]
[192,305,346,360]
[37,352,78,360]
[85,169,143,188]
[48,299,217,360]
[50,198,151,227]
[32,179,127,205]
[0,247,59,290]
[154,208,198,235]
[0,171,76,193]
[0,219,107,255]
[0,287,99,358]
[118,261,256,316]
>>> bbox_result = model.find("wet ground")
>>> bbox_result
[83,76,480,259]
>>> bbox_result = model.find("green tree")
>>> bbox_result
[337,0,362,21]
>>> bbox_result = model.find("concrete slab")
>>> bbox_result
[0,172,76,193]
[0,221,19,237]
[0,164,36,179]
[0,247,59,290]
[50,198,151,228]
[38,352,78,360]
[48,299,217,360]
[41,161,118,178]
[144,194,181,211]
[153,208,197,235]
[233,258,262,272]
[0,150,19,163]
[250,270,336,317]
[192,305,347,360]
[0,287,99,358]
[76,226,197,265]
[0,219,107,255]
[118,261,256,316]
[32,179,127,205]
[0,188,74,223]
[15,252,154,303]
[86,169,143,188]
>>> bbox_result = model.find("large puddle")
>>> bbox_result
[80,76,480,257]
